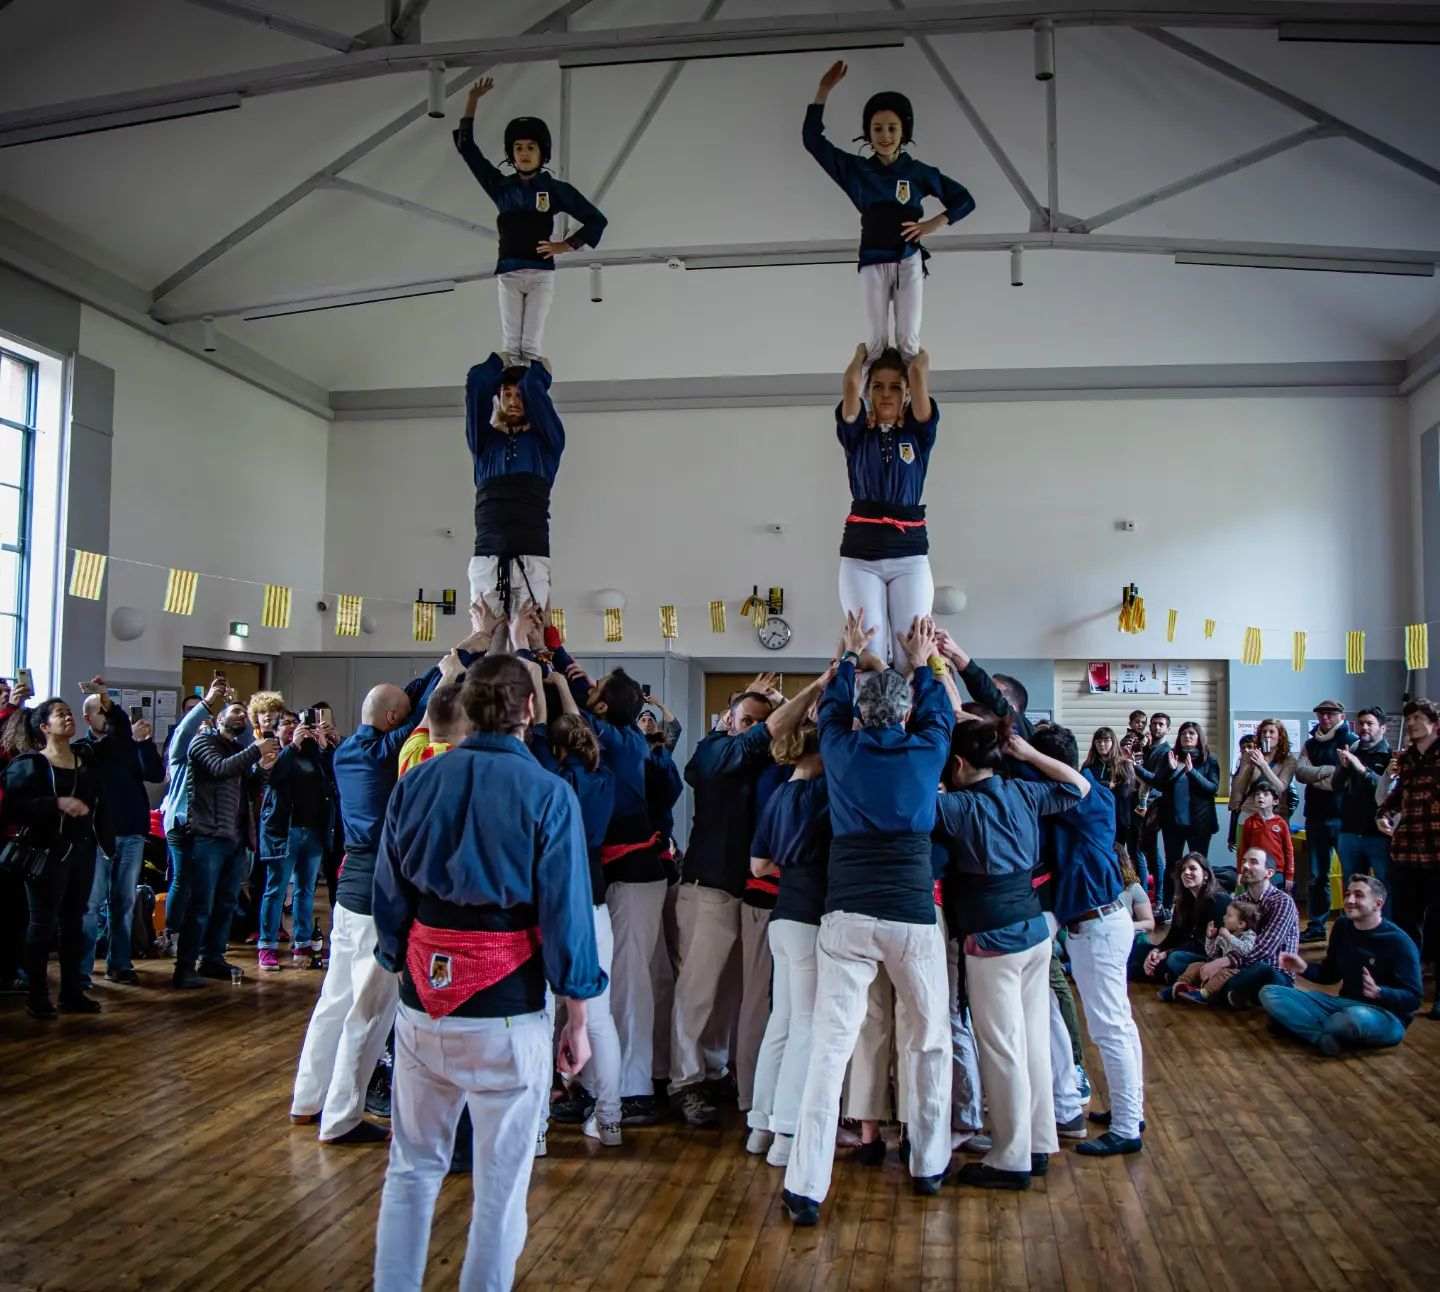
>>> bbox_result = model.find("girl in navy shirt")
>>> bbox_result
[804,60,975,364]
[835,343,939,666]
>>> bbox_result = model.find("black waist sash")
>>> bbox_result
[841,498,929,560]
[826,832,934,924]
[860,201,924,257]
[944,869,1042,938]
[497,209,555,265]
[474,473,551,557]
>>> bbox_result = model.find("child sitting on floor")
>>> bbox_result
[1172,899,1260,1002]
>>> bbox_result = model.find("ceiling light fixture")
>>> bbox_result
[426,62,446,119]
[1033,20,1055,81]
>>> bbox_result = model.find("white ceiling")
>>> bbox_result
[2,0,1439,390]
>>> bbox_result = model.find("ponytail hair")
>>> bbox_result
[770,722,819,766]
[461,657,532,733]
[548,714,600,773]
[949,713,1013,772]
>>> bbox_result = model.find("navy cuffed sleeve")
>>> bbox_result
[453,117,507,205]
[558,180,607,250]
[535,784,606,999]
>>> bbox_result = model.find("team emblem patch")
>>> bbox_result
[895,180,910,203]
[535,191,550,213]
[428,953,453,990]
[899,441,915,464]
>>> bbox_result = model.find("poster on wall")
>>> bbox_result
[1087,662,1112,694]
[154,690,178,742]
[1166,664,1191,696]
[1232,718,1304,758]
[1118,662,1162,695]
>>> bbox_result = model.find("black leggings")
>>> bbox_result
[24,841,97,1003]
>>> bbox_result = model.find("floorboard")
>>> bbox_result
[2,947,1438,1291]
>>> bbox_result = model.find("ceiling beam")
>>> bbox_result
[147,0,598,305]
[1138,26,1440,190]
[5,4,1438,149]
[592,0,727,208]
[1076,123,1333,231]
[321,176,495,238]
[155,229,1440,323]
[891,0,1045,223]
[179,1,366,53]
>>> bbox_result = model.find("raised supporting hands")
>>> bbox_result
[897,615,938,674]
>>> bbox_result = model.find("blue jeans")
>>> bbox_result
[175,834,248,970]
[1209,962,1287,1008]
[259,826,325,950]
[82,834,146,977]
[1258,985,1405,1052]
[166,827,192,939]
[1304,817,1342,932]
[1162,949,1206,981]
[1337,833,1390,890]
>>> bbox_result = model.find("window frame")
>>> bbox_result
[0,346,37,676]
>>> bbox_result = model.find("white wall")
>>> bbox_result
[79,307,329,676]
[325,393,1413,663]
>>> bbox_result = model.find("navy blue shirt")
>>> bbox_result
[837,401,939,511]
[373,732,606,1015]
[645,742,683,843]
[1042,768,1122,925]
[802,103,975,268]
[817,661,951,838]
[454,117,607,274]
[332,664,442,915]
[752,775,831,926]
[682,721,774,896]
[530,729,616,906]
[465,354,565,487]
[1301,916,1422,1025]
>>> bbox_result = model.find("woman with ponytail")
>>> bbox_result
[934,715,1089,1190]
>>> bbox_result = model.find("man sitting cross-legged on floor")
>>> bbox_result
[1261,874,1422,1056]
[1182,845,1299,1008]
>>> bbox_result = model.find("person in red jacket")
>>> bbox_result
[1239,782,1294,891]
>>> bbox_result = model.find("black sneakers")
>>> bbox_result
[620,1096,660,1126]
[782,1189,820,1227]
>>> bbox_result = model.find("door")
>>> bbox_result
[182,656,264,707]
[703,670,818,733]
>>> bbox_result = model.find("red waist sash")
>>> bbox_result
[405,920,541,1019]
[746,875,780,897]
[845,512,928,532]
[600,831,662,867]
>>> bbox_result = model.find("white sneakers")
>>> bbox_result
[583,1115,623,1147]
[765,1134,792,1167]
[534,1130,547,1158]
[745,1128,774,1155]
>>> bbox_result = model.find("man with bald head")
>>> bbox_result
[292,646,468,1145]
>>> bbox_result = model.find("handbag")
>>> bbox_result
[0,761,61,881]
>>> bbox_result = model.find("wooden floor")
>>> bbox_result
[3,947,1440,1292]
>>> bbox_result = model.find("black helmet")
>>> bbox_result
[504,116,552,166]
[860,91,914,146]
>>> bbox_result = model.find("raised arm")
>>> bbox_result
[464,353,507,458]
[768,669,832,743]
[1008,733,1090,798]
[907,348,932,426]
[841,342,867,423]
[802,60,854,190]
[453,78,507,204]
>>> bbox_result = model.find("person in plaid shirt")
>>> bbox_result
[1378,698,1440,1019]
[1189,846,1299,1008]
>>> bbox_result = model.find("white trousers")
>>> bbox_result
[748,919,819,1135]
[375,1006,549,1292]
[291,904,400,1139]
[650,881,678,1081]
[861,255,924,363]
[966,937,1058,1174]
[843,964,894,1120]
[669,884,742,1092]
[497,267,556,364]
[578,904,623,1124]
[946,932,985,1131]
[1050,993,1083,1125]
[467,554,551,622]
[785,913,951,1202]
[605,878,668,1099]
[838,555,934,667]
[1067,907,1145,1139]
[736,903,774,1111]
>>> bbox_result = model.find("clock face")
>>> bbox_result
[758,615,792,651]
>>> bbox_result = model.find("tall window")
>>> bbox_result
[0,347,35,679]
